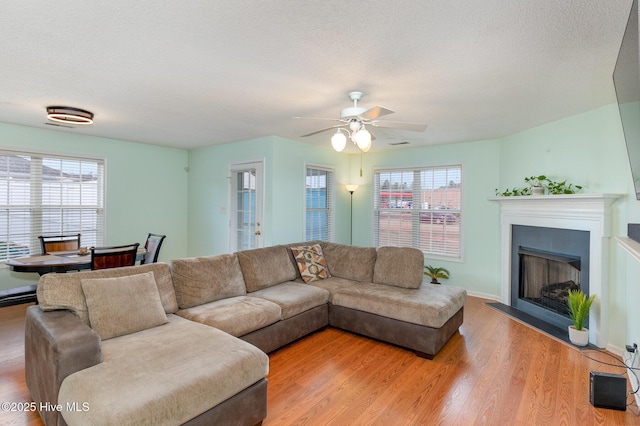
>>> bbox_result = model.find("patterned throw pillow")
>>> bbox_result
[290,244,331,283]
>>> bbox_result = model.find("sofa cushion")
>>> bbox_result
[321,242,377,282]
[236,245,298,292]
[306,276,361,303]
[58,315,268,426]
[177,296,281,337]
[171,254,246,309]
[290,244,331,283]
[249,282,330,319]
[283,240,324,280]
[331,282,467,328]
[373,246,424,289]
[81,271,168,340]
[38,263,178,326]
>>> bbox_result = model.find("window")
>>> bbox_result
[305,165,334,242]
[0,150,105,260]
[374,165,462,259]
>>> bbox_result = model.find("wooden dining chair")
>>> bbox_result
[141,233,166,265]
[90,243,140,270]
[38,234,81,255]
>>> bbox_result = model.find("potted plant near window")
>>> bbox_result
[567,289,596,346]
[424,265,450,284]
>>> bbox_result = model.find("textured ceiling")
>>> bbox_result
[0,1,633,151]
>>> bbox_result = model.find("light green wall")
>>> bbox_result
[186,136,350,256]
[0,122,189,291]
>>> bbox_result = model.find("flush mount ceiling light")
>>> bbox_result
[46,106,94,126]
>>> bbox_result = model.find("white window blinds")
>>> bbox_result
[373,165,462,259]
[0,150,105,260]
[305,166,335,242]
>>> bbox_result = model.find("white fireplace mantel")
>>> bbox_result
[490,194,622,347]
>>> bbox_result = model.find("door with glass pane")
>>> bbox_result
[229,161,263,252]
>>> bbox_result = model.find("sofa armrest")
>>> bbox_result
[25,306,102,426]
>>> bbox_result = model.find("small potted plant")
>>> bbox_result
[524,175,549,195]
[567,289,596,346]
[424,265,450,284]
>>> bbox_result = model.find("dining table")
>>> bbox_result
[5,247,147,275]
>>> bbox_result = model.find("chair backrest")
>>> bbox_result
[141,233,166,265]
[90,243,140,270]
[38,234,81,255]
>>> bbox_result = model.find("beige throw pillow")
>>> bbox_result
[290,244,331,283]
[81,271,168,340]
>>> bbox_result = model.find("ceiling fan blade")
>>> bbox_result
[300,124,344,137]
[294,116,342,122]
[359,106,394,120]
[370,120,428,132]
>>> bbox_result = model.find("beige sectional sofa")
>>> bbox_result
[25,242,466,426]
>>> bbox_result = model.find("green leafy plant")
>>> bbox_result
[424,265,450,284]
[524,175,548,188]
[495,175,583,196]
[567,290,595,331]
[546,180,583,195]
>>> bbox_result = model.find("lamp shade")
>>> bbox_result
[345,184,359,193]
[331,130,347,152]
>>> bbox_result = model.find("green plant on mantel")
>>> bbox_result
[495,175,583,196]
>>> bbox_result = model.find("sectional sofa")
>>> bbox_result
[25,242,467,426]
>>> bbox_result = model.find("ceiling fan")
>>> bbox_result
[297,91,428,153]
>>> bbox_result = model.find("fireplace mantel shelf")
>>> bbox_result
[489,193,622,203]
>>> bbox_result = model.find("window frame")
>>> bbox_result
[0,148,106,261]
[373,164,463,262]
[304,163,335,242]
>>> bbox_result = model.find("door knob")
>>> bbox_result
[255,230,261,236]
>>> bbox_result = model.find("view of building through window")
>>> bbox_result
[374,165,462,259]
[0,151,105,260]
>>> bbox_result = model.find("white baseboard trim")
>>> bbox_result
[466,290,500,301]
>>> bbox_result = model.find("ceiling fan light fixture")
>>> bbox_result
[354,127,372,152]
[331,129,347,152]
[46,106,94,126]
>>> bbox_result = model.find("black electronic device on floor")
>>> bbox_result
[590,372,627,411]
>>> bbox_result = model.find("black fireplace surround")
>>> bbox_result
[511,225,590,330]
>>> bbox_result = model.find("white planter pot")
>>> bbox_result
[532,186,545,196]
[568,326,589,346]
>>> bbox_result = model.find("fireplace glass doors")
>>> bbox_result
[519,247,580,316]
[511,225,590,330]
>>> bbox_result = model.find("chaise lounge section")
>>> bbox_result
[25,242,466,425]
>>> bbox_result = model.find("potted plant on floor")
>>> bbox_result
[567,289,596,346]
[424,265,450,284]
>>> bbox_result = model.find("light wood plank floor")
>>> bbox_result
[2,297,640,425]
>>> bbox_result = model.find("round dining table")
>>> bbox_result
[6,248,146,275]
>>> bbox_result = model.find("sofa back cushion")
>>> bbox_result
[373,246,424,289]
[81,271,168,340]
[236,245,298,292]
[171,254,246,309]
[321,243,377,282]
[38,263,177,326]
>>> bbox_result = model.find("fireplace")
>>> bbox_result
[510,225,590,330]
[492,194,621,347]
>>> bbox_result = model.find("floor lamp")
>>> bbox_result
[346,185,358,245]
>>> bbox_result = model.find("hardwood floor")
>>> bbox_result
[2,297,639,425]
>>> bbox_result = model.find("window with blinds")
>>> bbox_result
[0,150,105,260]
[305,166,334,242]
[373,165,462,259]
